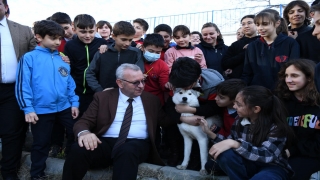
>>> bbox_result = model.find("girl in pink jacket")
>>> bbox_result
[165,25,207,71]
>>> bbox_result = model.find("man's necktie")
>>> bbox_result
[111,98,134,158]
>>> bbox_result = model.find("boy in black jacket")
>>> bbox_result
[221,15,259,79]
[296,1,320,63]
[86,21,144,92]
[64,14,108,116]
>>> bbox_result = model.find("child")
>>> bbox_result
[296,2,320,63]
[64,14,108,117]
[15,20,79,179]
[96,20,114,44]
[164,57,223,168]
[50,11,75,157]
[236,27,244,40]
[241,10,300,90]
[313,3,320,41]
[165,25,207,71]
[213,79,246,136]
[154,24,174,60]
[276,59,320,180]
[197,22,228,75]
[50,12,74,52]
[203,79,246,174]
[86,21,144,92]
[222,15,259,79]
[199,86,294,179]
[190,31,202,46]
[132,18,149,47]
[141,33,169,105]
[283,0,312,39]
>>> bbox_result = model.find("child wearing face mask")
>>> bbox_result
[142,34,170,105]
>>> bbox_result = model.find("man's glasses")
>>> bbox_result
[120,79,146,86]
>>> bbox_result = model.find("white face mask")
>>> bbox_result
[143,51,160,62]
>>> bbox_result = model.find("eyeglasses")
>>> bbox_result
[241,21,254,27]
[120,79,146,86]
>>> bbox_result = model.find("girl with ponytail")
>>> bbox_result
[199,85,294,179]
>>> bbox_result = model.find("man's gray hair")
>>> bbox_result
[116,64,141,79]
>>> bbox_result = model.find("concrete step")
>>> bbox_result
[20,152,229,180]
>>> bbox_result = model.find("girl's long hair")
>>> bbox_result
[276,59,320,106]
[236,86,294,147]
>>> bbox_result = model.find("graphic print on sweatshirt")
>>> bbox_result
[287,114,320,129]
[275,55,288,63]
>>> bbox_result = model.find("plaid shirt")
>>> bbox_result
[212,119,294,176]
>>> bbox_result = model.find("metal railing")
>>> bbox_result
[111,5,285,35]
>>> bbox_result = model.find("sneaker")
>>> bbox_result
[49,145,61,158]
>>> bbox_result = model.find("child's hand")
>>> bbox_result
[209,139,240,160]
[165,82,174,90]
[71,107,79,119]
[198,118,210,133]
[199,118,217,139]
[99,45,108,54]
[25,112,39,124]
[136,43,142,50]
[288,31,298,39]
[61,55,70,65]
[224,69,232,75]
[175,104,196,114]
[180,115,204,125]
[194,53,202,63]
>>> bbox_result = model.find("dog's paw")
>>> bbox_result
[176,165,187,170]
[199,169,208,176]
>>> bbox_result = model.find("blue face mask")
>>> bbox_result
[143,51,160,62]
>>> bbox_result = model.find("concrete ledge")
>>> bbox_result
[21,152,229,180]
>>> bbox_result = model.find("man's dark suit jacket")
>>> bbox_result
[7,19,36,60]
[74,88,172,166]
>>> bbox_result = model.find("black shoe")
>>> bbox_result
[49,145,61,158]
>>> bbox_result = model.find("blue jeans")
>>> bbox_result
[216,149,289,180]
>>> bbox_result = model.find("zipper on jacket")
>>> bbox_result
[82,45,89,94]
[51,53,59,112]
[215,49,217,53]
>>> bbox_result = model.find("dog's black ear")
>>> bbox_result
[190,89,201,97]
[174,88,182,93]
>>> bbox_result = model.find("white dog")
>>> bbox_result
[172,88,222,175]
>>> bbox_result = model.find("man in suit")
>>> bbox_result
[0,1,36,179]
[62,64,171,180]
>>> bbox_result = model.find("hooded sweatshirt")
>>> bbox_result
[241,34,300,90]
[282,95,320,160]
[197,38,228,74]
[221,36,259,78]
[296,26,320,63]
[288,24,312,35]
